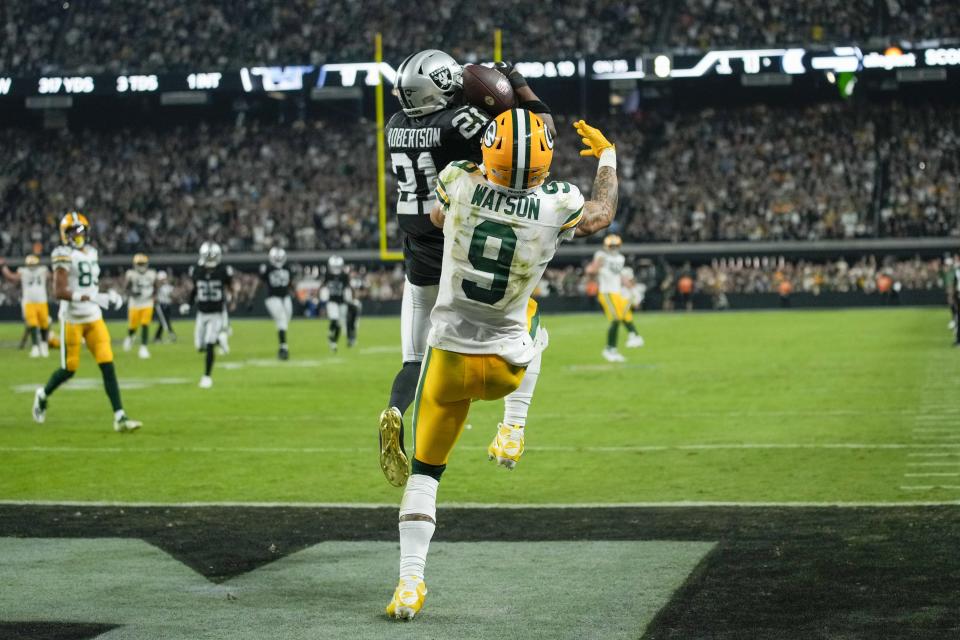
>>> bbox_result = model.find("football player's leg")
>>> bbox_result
[347,303,358,346]
[140,307,153,347]
[326,302,340,347]
[125,308,136,350]
[390,280,438,416]
[49,321,80,388]
[84,321,121,411]
[24,304,40,356]
[389,349,470,619]
[620,297,644,347]
[37,305,51,356]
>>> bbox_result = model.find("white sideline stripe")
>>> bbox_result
[904,472,960,477]
[2,499,960,509]
[5,443,960,455]
[912,428,958,433]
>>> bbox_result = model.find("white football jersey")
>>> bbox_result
[594,249,626,295]
[428,161,584,366]
[51,245,102,323]
[125,268,157,308]
[17,265,49,304]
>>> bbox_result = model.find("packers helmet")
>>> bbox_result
[59,212,89,248]
[133,253,149,272]
[24,254,41,266]
[603,234,622,250]
[481,108,553,193]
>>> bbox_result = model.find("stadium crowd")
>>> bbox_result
[2,0,957,74]
[3,102,957,259]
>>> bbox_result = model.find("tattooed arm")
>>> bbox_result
[572,120,619,237]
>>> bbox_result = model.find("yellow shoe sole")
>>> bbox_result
[379,408,410,487]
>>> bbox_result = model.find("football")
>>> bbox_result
[462,64,516,116]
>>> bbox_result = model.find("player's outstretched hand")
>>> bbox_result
[107,290,124,310]
[574,120,614,158]
[493,61,527,90]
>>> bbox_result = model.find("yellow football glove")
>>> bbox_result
[574,120,614,158]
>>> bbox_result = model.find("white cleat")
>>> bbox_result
[113,414,142,433]
[29,345,40,358]
[602,348,625,362]
[138,345,151,359]
[32,388,47,424]
[123,336,133,352]
[39,342,49,358]
[199,375,213,389]
[626,334,645,348]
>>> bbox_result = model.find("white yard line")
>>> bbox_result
[907,452,960,457]
[1,499,960,508]
[903,472,960,477]
[900,486,960,491]
[906,462,960,467]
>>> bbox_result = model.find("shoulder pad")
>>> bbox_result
[51,246,72,264]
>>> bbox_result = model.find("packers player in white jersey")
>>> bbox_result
[0,254,57,358]
[384,112,620,620]
[32,212,143,433]
[586,233,644,361]
[123,253,157,359]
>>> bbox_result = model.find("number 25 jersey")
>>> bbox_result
[428,161,585,367]
[188,264,234,313]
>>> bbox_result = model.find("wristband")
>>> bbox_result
[519,99,551,115]
[598,147,617,169]
[71,291,83,303]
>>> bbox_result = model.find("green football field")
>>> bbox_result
[0,307,958,505]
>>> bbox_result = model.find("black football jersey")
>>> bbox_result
[259,264,292,297]
[189,264,233,313]
[386,103,489,285]
[324,272,350,304]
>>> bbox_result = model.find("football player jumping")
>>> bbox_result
[0,254,54,358]
[181,242,233,388]
[259,246,294,360]
[123,253,157,359]
[379,50,555,488]
[586,234,644,361]
[384,114,619,619]
[32,212,142,432]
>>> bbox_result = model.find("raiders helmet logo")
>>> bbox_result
[482,120,497,147]
[429,67,454,90]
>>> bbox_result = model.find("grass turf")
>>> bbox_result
[0,308,957,504]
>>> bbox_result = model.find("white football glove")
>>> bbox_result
[94,290,122,310]
[179,303,191,315]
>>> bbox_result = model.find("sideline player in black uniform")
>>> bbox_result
[181,241,233,388]
[260,246,294,360]
[378,49,556,487]
[322,255,351,352]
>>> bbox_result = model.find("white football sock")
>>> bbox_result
[398,474,438,580]
[503,350,541,427]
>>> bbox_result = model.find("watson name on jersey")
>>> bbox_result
[429,158,582,367]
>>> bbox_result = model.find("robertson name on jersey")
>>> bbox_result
[189,264,234,313]
[52,245,103,323]
[386,104,489,285]
[428,161,584,366]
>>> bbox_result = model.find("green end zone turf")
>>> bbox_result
[0,538,714,639]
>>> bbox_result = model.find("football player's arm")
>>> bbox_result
[430,202,446,228]
[0,259,21,283]
[585,253,602,275]
[572,120,618,237]
[53,267,88,302]
[494,62,556,137]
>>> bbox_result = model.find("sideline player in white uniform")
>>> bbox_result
[1,254,53,357]
[123,253,157,359]
[32,212,142,432]
[378,51,556,488]
[586,234,644,361]
[260,247,294,360]
[181,242,233,388]
[384,113,620,619]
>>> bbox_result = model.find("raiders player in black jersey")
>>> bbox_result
[322,255,352,352]
[260,246,294,360]
[378,49,556,487]
[346,266,365,347]
[181,242,234,388]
